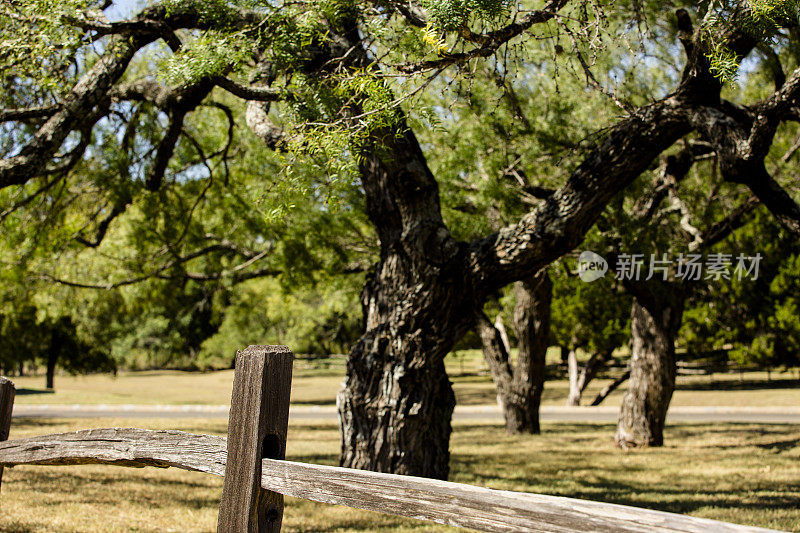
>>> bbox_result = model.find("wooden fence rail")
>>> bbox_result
[0,346,783,533]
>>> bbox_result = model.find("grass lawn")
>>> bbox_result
[1,418,798,532]
[10,349,800,407]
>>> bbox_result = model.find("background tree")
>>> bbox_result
[605,149,762,449]
[682,210,800,375]
[550,253,632,406]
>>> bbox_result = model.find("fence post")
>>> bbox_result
[218,346,293,533]
[0,376,15,493]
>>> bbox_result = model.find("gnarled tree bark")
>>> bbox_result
[508,272,552,433]
[476,271,552,434]
[615,287,683,449]
[336,125,466,479]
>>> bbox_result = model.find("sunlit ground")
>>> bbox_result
[10,349,800,407]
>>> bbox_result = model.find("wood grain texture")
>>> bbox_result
[0,376,14,492]
[259,459,780,533]
[0,428,226,475]
[218,345,294,533]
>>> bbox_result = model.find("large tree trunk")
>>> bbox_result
[477,271,552,434]
[615,291,683,449]
[510,272,552,433]
[337,272,465,478]
[333,15,699,477]
[336,126,468,479]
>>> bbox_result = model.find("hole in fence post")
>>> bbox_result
[262,434,283,461]
[218,346,293,533]
[0,376,16,495]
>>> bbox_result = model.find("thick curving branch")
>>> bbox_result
[147,109,188,191]
[212,77,283,102]
[699,196,760,249]
[0,3,261,191]
[465,13,790,292]
[467,96,693,296]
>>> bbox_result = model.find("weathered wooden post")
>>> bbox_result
[0,376,15,492]
[218,346,293,533]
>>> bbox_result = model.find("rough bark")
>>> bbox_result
[477,271,552,434]
[336,125,466,479]
[509,273,552,433]
[615,290,683,449]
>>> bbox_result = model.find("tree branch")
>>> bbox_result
[38,240,281,289]
[212,77,283,102]
[698,196,760,250]
[0,35,157,189]
[0,105,61,123]
[396,0,570,73]
[147,110,187,191]
[74,198,131,248]
[467,96,693,296]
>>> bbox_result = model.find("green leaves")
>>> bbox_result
[0,0,95,97]
[161,31,254,85]
[702,0,800,84]
[423,0,511,30]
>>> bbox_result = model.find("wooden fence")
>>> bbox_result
[0,345,781,532]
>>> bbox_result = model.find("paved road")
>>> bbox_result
[11,405,800,423]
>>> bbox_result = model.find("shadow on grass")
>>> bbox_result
[6,417,74,429]
[675,377,800,391]
[14,387,55,396]
[755,437,800,453]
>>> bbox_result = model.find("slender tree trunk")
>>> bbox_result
[477,271,552,434]
[615,293,683,449]
[46,350,57,390]
[494,315,511,354]
[590,370,630,406]
[567,350,612,406]
[567,349,579,406]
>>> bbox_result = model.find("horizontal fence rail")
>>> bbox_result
[0,428,226,475]
[0,428,780,533]
[0,347,786,533]
[257,459,779,533]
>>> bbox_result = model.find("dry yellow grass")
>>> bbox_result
[2,418,799,532]
[9,350,799,408]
